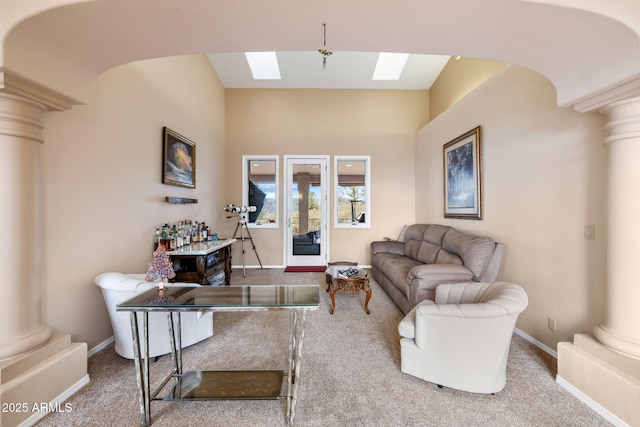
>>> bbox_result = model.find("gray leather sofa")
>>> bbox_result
[371,224,504,314]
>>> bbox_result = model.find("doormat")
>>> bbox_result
[284,266,326,273]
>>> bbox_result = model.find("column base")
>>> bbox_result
[558,334,640,426]
[593,324,640,359]
[0,334,89,427]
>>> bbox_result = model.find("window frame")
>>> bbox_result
[242,155,279,228]
[334,155,371,228]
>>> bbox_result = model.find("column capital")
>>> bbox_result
[0,92,45,143]
[600,96,640,144]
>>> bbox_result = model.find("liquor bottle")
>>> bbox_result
[154,228,161,251]
[184,222,191,246]
[160,224,169,248]
[168,230,177,250]
[201,222,207,242]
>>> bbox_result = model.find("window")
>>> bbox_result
[242,155,279,227]
[334,156,370,228]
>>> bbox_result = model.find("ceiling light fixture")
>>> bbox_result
[372,52,409,80]
[245,52,281,80]
[318,23,333,70]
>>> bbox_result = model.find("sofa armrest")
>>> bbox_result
[398,300,435,340]
[371,240,405,256]
[407,264,474,308]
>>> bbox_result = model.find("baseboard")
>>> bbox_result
[88,336,114,357]
[514,329,629,426]
[514,327,558,358]
[18,374,90,427]
[556,375,630,427]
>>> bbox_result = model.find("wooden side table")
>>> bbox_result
[325,265,371,315]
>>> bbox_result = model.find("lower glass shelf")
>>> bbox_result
[166,370,284,400]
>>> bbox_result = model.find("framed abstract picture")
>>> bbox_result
[443,126,482,219]
[162,127,196,189]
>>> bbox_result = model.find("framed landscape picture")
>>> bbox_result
[163,127,196,189]
[443,126,482,219]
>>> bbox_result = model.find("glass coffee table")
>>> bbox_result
[324,265,372,315]
[117,284,319,426]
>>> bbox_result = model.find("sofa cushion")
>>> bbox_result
[404,239,422,260]
[441,230,495,280]
[404,224,430,242]
[404,224,453,263]
[423,224,453,244]
[415,241,441,264]
[435,249,464,266]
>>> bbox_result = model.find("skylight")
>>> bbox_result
[245,52,281,80]
[372,52,410,80]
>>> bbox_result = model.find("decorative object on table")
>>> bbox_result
[325,261,358,287]
[338,267,360,278]
[145,243,176,288]
[163,126,196,189]
[443,126,482,219]
[318,23,332,70]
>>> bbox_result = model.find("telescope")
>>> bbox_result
[224,204,263,277]
[224,204,256,214]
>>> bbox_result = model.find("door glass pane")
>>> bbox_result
[292,163,322,256]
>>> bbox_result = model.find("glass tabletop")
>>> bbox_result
[116,285,320,312]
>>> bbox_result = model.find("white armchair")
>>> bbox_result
[398,281,528,393]
[95,272,214,359]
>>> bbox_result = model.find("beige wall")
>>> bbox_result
[430,57,506,120]
[416,64,608,350]
[41,55,226,351]
[223,89,429,266]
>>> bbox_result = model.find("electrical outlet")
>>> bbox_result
[584,224,595,240]
[548,316,557,332]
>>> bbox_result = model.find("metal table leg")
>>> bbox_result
[130,312,150,426]
[167,312,183,375]
[286,309,307,426]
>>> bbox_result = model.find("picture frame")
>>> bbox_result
[443,126,482,219]
[163,127,196,189]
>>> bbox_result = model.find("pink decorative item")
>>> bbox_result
[145,243,176,286]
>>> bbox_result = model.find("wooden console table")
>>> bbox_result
[116,285,320,426]
[166,239,236,285]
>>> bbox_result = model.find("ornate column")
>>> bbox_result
[0,92,51,359]
[594,96,640,358]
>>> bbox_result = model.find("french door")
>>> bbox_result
[284,156,329,267]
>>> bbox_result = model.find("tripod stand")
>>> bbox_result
[231,212,264,277]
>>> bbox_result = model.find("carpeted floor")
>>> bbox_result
[36,269,610,426]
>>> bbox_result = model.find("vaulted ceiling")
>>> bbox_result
[207,51,450,90]
[2,0,640,111]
